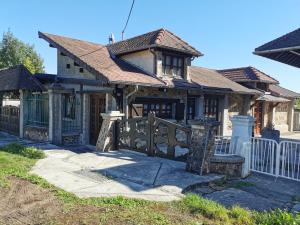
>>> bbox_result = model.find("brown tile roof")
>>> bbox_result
[107,28,202,57]
[0,65,45,92]
[218,66,279,84]
[269,84,300,99]
[190,66,259,94]
[38,32,165,87]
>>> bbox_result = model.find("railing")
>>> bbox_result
[279,141,300,181]
[214,136,238,155]
[62,94,81,133]
[250,137,278,176]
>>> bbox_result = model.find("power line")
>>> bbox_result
[122,0,135,40]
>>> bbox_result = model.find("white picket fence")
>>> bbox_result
[250,137,300,181]
[214,136,300,181]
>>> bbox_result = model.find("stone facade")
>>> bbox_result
[210,155,244,178]
[225,94,245,135]
[24,126,48,142]
[62,135,80,145]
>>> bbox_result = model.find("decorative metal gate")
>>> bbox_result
[0,105,20,135]
[250,137,300,181]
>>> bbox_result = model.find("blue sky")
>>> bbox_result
[1,0,299,92]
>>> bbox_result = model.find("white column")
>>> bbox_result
[19,90,24,138]
[82,93,90,145]
[222,95,229,136]
[230,115,255,177]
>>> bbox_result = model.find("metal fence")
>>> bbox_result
[0,105,20,135]
[250,137,300,181]
[214,136,238,155]
[62,94,81,133]
[24,93,49,127]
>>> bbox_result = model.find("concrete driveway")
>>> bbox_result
[30,145,222,201]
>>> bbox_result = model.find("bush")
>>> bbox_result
[0,143,45,159]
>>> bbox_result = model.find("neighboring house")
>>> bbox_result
[0,29,259,145]
[218,66,300,134]
[254,28,300,68]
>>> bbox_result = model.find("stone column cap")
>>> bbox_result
[230,115,255,123]
[101,111,124,119]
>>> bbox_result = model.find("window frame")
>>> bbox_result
[162,53,184,77]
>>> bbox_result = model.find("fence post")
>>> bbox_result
[230,115,255,178]
[147,113,155,156]
[275,142,281,177]
[19,90,24,138]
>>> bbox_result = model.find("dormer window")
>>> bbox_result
[162,54,184,77]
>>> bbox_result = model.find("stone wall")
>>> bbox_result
[274,102,289,132]
[24,126,48,142]
[62,135,80,145]
[226,95,244,134]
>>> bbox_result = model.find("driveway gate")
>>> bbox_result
[116,113,191,161]
[250,137,300,181]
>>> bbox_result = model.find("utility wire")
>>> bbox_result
[122,0,135,40]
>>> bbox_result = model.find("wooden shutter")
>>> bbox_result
[131,104,143,118]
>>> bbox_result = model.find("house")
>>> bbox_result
[218,66,300,134]
[254,28,300,68]
[0,29,259,145]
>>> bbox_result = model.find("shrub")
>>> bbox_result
[0,143,45,159]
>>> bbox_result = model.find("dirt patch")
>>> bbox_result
[0,177,62,225]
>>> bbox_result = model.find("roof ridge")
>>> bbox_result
[154,28,166,45]
[163,29,202,55]
[106,28,163,47]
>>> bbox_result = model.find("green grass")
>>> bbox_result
[0,143,300,225]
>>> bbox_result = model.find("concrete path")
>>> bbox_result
[192,172,300,211]
[30,145,222,201]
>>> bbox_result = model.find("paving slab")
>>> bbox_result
[205,188,284,211]
[30,146,223,201]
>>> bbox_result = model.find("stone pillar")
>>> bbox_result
[19,90,24,138]
[186,121,220,175]
[195,95,204,119]
[96,111,124,152]
[230,115,255,177]
[222,95,229,136]
[243,95,251,115]
[82,93,90,145]
[48,85,63,145]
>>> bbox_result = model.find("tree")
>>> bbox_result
[295,99,300,110]
[0,30,45,74]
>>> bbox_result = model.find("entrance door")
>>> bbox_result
[254,102,263,135]
[89,94,106,145]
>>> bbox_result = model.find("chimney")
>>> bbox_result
[108,33,115,44]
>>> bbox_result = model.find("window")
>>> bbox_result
[79,68,84,73]
[162,54,184,77]
[141,103,173,119]
[66,63,70,69]
[204,97,219,121]
[63,94,76,119]
[187,97,196,120]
